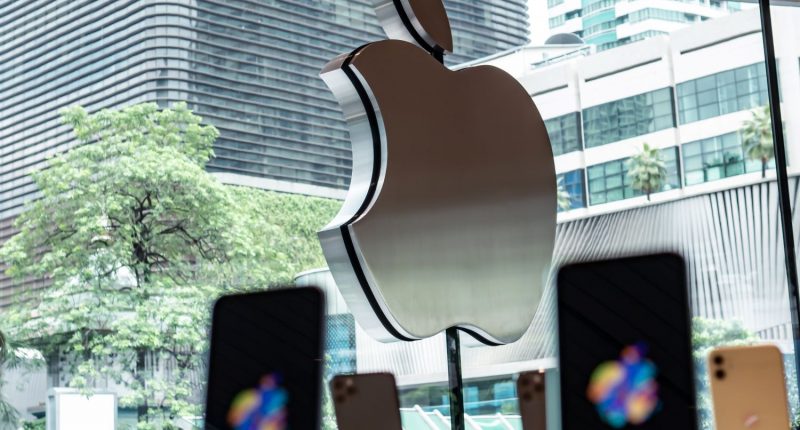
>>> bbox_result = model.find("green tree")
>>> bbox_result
[0,103,338,428]
[741,105,774,178]
[626,143,667,201]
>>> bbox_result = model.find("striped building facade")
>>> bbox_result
[0,0,530,220]
[0,0,530,306]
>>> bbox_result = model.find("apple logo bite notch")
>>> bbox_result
[319,0,557,345]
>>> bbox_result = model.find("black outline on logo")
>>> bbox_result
[391,0,446,58]
[336,44,501,346]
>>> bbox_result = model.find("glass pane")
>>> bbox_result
[2,2,799,430]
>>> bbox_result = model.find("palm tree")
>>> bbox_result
[741,105,774,178]
[557,177,571,211]
[627,143,667,201]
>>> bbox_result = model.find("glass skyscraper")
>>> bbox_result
[0,0,529,221]
[547,0,742,51]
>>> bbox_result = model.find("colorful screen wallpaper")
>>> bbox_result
[557,255,696,430]
[227,373,288,430]
[587,343,660,428]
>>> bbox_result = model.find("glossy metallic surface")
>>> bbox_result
[371,0,453,53]
[320,40,556,345]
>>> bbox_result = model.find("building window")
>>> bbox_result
[584,20,617,37]
[662,146,682,190]
[588,147,680,205]
[545,113,583,155]
[549,10,582,28]
[549,15,566,28]
[682,132,766,185]
[583,88,676,148]
[325,314,356,377]
[558,169,587,211]
[548,0,565,7]
[588,159,632,205]
[583,0,615,15]
[626,9,700,25]
[677,63,768,124]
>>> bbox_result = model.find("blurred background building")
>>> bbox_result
[546,0,743,50]
[0,0,530,221]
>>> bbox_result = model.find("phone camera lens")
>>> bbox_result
[713,355,724,365]
[715,369,726,380]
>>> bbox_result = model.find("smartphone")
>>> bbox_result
[330,373,403,430]
[204,287,325,430]
[557,253,697,430]
[708,344,790,430]
[517,371,547,430]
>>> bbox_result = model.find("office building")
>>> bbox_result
[0,0,529,221]
[0,0,529,308]
[547,0,741,50]
[500,7,800,219]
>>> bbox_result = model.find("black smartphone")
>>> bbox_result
[204,287,325,430]
[557,254,696,430]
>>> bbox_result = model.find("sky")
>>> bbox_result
[528,0,550,45]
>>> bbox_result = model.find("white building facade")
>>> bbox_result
[485,7,800,223]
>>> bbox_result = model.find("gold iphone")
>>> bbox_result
[330,373,403,430]
[707,344,790,430]
[517,371,547,430]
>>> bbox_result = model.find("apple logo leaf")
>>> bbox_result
[318,0,556,345]
[373,0,453,54]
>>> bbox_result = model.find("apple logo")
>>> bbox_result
[318,0,556,345]
[586,343,661,428]
[227,373,288,430]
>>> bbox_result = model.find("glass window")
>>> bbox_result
[583,88,676,148]
[325,314,356,378]
[587,147,680,205]
[682,132,772,185]
[558,169,587,211]
[545,113,583,156]
[588,158,634,205]
[677,63,769,124]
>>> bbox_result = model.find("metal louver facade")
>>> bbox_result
[343,177,798,380]
[0,0,529,220]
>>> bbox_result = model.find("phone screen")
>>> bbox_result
[557,254,696,430]
[204,288,324,430]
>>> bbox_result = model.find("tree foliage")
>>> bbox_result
[741,105,774,178]
[0,331,45,430]
[0,103,340,427]
[626,143,667,201]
